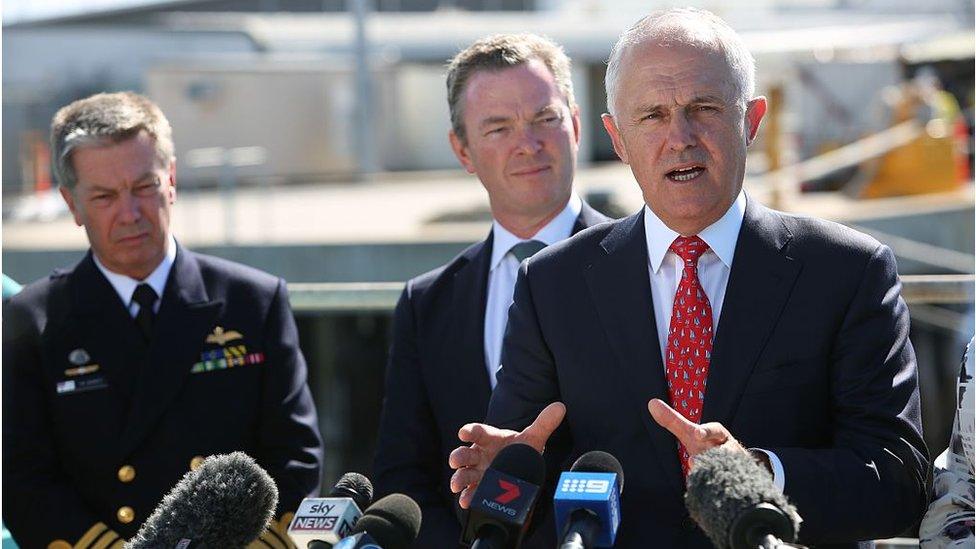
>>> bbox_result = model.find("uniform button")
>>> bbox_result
[190,455,205,470]
[682,516,698,531]
[117,506,135,524]
[47,541,72,549]
[118,465,136,483]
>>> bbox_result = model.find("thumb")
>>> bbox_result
[518,402,566,452]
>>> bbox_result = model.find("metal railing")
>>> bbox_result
[288,274,975,313]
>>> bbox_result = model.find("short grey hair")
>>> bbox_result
[605,7,755,117]
[51,91,175,190]
[446,33,576,142]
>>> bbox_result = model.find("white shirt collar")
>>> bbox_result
[644,191,746,274]
[93,234,178,307]
[490,193,582,271]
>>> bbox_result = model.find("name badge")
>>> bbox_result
[56,375,109,395]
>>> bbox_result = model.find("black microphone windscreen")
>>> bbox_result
[125,452,278,549]
[570,451,625,493]
[490,443,546,485]
[685,447,799,549]
[351,493,422,549]
[330,472,374,511]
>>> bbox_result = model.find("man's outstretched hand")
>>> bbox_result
[647,398,751,467]
[448,402,566,509]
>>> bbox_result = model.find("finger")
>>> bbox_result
[458,423,493,444]
[459,482,479,509]
[698,422,730,444]
[648,398,701,446]
[449,445,482,470]
[450,467,485,494]
[520,402,566,451]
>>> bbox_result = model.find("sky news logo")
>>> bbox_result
[559,478,611,494]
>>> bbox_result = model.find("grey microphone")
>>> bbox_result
[125,452,278,549]
[685,447,804,549]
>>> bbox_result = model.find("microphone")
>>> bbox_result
[461,443,546,549]
[287,472,374,548]
[685,446,804,549]
[332,493,422,549]
[553,451,625,548]
[125,452,278,549]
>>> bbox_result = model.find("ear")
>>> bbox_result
[59,186,84,227]
[570,104,582,146]
[601,113,630,164]
[166,160,177,204]
[745,96,767,145]
[449,130,477,174]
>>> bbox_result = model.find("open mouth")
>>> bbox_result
[666,166,705,182]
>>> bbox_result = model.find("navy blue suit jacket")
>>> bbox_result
[372,202,608,547]
[3,244,324,548]
[488,198,929,548]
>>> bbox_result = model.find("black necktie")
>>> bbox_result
[510,240,546,262]
[132,283,158,341]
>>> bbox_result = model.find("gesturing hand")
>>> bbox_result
[448,402,566,509]
[647,398,748,464]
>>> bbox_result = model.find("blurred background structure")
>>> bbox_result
[3,0,975,497]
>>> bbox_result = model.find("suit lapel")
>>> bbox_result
[120,245,222,458]
[573,201,609,235]
[449,235,493,416]
[702,199,801,426]
[583,211,683,496]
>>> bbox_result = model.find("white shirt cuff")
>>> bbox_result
[751,448,786,492]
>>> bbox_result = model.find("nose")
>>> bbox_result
[117,191,142,224]
[666,111,697,152]
[514,125,544,155]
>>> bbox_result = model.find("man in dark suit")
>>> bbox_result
[449,9,929,548]
[372,34,608,546]
[2,92,323,549]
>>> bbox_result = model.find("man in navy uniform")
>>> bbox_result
[3,92,324,549]
[372,34,608,546]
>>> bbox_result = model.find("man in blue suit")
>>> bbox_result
[449,9,929,548]
[372,34,608,547]
[3,92,323,549]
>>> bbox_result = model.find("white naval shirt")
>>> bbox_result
[93,234,177,317]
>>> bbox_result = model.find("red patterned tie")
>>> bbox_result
[665,236,713,477]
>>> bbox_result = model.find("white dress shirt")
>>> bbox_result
[93,234,177,318]
[484,193,583,388]
[643,192,786,491]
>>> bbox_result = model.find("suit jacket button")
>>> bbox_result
[682,516,698,531]
[190,456,205,470]
[47,541,72,549]
[117,506,135,524]
[118,465,136,483]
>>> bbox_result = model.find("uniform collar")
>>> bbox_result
[93,233,177,307]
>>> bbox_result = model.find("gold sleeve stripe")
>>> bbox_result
[89,530,119,549]
[260,529,288,549]
[265,524,295,549]
[245,538,275,549]
[72,522,107,548]
[108,540,125,549]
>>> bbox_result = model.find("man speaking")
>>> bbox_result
[449,8,929,548]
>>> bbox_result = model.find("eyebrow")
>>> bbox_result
[635,94,729,113]
[477,104,563,129]
[84,172,156,193]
